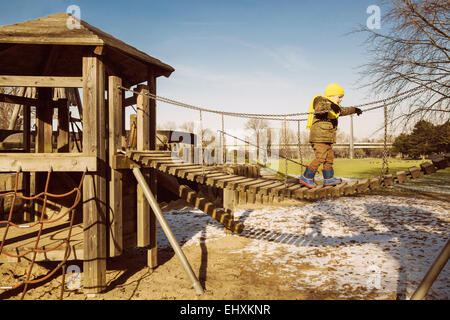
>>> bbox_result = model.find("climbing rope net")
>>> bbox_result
[0,170,86,300]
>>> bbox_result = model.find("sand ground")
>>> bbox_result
[0,190,448,300]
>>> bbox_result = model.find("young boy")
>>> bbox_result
[299,83,362,188]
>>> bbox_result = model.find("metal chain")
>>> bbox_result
[118,85,429,121]
[284,117,288,188]
[297,120,303,171]
[221,114,225,164]
[380,103,390,178]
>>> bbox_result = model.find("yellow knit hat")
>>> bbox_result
[325,83,344,97]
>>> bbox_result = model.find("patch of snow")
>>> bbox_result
[158,195,449,299]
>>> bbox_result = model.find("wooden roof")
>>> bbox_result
[0,13,174,81]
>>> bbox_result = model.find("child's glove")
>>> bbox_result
[355,108,363,116]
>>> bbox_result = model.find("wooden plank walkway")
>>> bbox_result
[1,153,447,262]
[123,150,450,203]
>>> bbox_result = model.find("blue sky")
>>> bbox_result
[1,0,392,140]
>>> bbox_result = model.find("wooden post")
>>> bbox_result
[108,75,123,257]
[57,102,69,152]
[82,54,107,293]
[33,87,53,221]
[148,72,158,269]
[20,97,32,222]
[136,84,150,249]
[136,83,158,268]
[35,88,53,153]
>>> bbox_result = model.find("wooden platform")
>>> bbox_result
[0,219,83,263]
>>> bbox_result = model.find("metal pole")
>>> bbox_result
[410,239,450,300]
[349,114,354,159]
[283,118,288,187]
[297,120,302,167]
[132,167,204,295]
[221,114,226,164]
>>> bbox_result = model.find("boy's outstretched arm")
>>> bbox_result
[340,107,362,116]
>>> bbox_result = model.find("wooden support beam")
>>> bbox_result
[82,54,107,293]
[73,87,83,121]
[0,75,83,88]
[35,88,53,153]
[23,100,31,221]
[136,84,151,248]
[127,150,171,160]
[148,72,157,151]
[57,102,69,152]
[223,188,235,212]
[0,153,96,172]
[108,75,124,257]
[0,93,67,108]
[136,78,158,269]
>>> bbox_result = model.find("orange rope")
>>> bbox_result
[0,171,86,300]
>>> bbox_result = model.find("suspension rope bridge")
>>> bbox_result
[1,79,447,300]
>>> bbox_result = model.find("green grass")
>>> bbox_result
[266,158,450,179]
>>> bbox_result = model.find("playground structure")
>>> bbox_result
[0,13,448,299]
[0,12,176,295]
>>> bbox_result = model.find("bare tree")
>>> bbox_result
[158,121,177,131]
[200,128,216,148]
[245,118,269,159]
[0,87,24,130]
[180,121,195,133]
[358,0,449,128]
[279,120,296,158]
[245,118,269,136]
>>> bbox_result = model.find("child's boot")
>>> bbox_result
[322,168,342,186]
[299,167,317,188]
